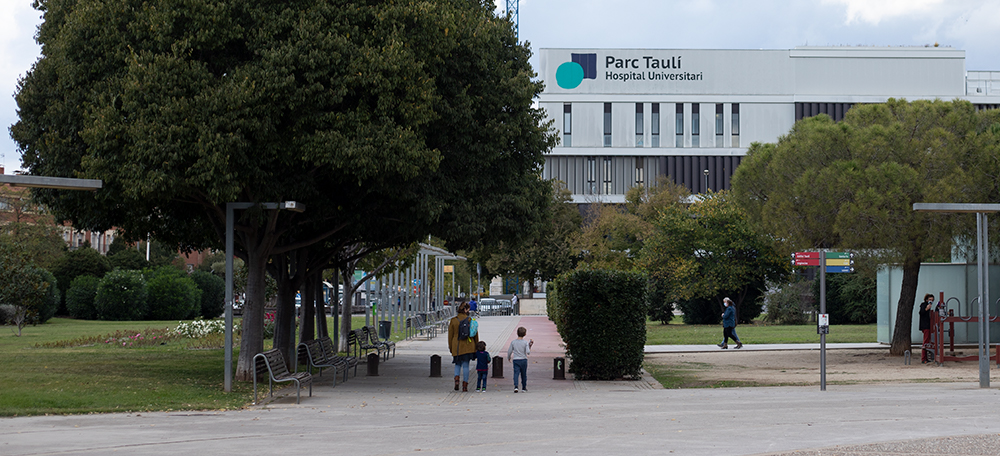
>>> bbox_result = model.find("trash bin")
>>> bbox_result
[378,320,392,340]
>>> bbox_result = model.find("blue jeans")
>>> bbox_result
[512,359,527,390]
[476,371,488,389]
[453,359,470,382]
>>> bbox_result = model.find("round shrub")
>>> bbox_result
[95,269,148,321]
[146,267,201,320]
[35,269,60,324]
[190,270,225,318]
[66,275,101,320]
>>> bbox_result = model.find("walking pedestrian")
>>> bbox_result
[718,297,742,349]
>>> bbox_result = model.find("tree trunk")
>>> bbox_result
[890,255,922,355]
[314,271,328,338]
[235,248,268,382]
[300,274,316,342]
[339,265,355,351]
[273,268,298,370]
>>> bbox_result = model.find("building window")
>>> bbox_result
[635,157,644,186]
[692,103,700,147]
[635,103,644,147]
[715,103,724,147]
[675,103,684,148]
[732,103,740,147]
[603,157,613,194]
[563,103,572,147]
[603,103,612,147]
[651,103,660,147]
[587,157,596,194]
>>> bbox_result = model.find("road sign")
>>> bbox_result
[793,252,821,259]
[827,252,852,259]
[794,259,820,266]
[826,266,855,273]
[825,258,852,266]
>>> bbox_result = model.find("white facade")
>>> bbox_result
[538,46,1000,203]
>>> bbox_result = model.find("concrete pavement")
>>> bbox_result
[2,314,1000,456]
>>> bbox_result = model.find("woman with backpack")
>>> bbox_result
[448,302,480,392]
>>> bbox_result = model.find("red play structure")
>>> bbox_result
[928,291,1000,366]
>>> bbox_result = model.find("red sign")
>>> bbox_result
[794,252,821,259]
[794,259,820,266]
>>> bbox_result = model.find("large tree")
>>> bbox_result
[484,180,581,293]
[638,191,788,324]
[12,0,554,381]
[731,99,998,354]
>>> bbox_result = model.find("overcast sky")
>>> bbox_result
[3,0,1000,173]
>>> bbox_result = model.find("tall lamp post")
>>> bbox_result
[703,169,709,193]
[913,203,999,388]
[224,201,304,392]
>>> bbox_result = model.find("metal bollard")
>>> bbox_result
[903,350,911,365]
[553,357,566,380]
[430,354,442,377]
[491,356,504,378]
[367,352,379,376]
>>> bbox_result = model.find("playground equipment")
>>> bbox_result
[928,290,1000,367]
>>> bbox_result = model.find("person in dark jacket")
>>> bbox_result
[918,293,935,364]
[718,297,742,349]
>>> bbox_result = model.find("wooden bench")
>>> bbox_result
[363,325,395,360]
[253,348,312,404]
[320,336,357,378]
[350,328,385,360]
[297,339,348,385]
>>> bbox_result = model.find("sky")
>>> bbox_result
[2,0,1000,174]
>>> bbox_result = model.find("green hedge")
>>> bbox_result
[550,269,647,380]
[145,266,201,320]
[95,269,147,321]
[66,275,101,320]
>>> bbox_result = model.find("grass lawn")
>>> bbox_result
[645,319,877,345]
[0,315,404,416]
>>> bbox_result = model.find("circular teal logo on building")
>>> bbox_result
[556,62,585,89]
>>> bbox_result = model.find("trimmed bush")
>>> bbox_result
[51,247,111,314]
[66,275,101,320]
[812,272,876,324]
[108,248,150,271]
[95,270,148,321]
[145,266,201,320]
[646,278,674,325]
[550,269,647,380]
[35,269,60,324]
[190,270,225,318]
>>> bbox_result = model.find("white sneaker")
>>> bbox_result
[514,388,519,393]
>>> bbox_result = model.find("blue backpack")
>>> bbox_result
[469,318,478,338]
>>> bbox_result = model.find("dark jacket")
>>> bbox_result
[918,302,932,331]
[722,305,736,328]
[475,350,491,371]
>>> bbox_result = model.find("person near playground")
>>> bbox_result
[469,297,478,317]
[918,293,935,364]
[718,297,742,349]
[474,341,491,392]
[448,302,479,392]
[507,326,533,392]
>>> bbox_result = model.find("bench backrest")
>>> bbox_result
[319,336,338,359]
[256,348,290,380]
[298,339,323,366]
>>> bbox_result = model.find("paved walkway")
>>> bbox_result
[2,314,1000,456]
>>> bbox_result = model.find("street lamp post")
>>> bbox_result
[224,201,304,392]
[703,169,709,193]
